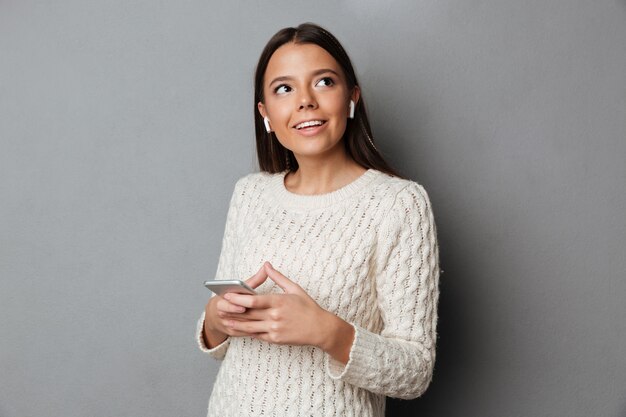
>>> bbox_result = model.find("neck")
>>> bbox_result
[286,153,367,195]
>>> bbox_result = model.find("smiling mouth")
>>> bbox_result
[293,120,327,130]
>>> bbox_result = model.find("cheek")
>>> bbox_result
[265,99,293,126]
[332,118,348,139]
[320,94,349,118]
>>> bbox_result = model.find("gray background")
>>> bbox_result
[1,1,625,416]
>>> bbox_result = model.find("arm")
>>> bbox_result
[325,182,441,399]
[195,178,245,360]
[196,307,230,359]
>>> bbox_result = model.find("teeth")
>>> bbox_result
[295,120,324,129]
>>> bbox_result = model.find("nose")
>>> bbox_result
[298,87,318,110]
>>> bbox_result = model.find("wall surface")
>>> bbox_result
[1,1,625,416]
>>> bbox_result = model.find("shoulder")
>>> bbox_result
[230,170,283,200]
[369,171,433,212]
[233,171,274,187]
[369,172,436,236]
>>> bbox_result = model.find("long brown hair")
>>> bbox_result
[254,22,402,178]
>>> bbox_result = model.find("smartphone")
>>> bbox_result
[203,280,257,296]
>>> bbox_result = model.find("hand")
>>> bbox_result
[221,262,338,350]
[203,264,269,342]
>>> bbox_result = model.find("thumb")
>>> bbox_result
[245,264,269,289]
[264,262,300,294]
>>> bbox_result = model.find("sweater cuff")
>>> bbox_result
[325,323,378,382]
[196,310,230,360]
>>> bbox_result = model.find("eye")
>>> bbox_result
[274,84,292,95]
[316,77,335,87]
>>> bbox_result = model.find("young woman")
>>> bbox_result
[196,23,440,417]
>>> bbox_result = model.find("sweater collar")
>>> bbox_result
[267,169,382,210]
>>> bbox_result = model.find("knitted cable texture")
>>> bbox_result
[195,168,440,417]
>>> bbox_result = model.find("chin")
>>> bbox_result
[291,142,343,158]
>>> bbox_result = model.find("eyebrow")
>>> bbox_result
[268,68,340,87]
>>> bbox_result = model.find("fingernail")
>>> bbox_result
[223,294,230,300]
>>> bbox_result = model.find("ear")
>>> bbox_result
[350,86,361,107]
[257,102,267,119]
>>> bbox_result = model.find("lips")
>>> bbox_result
[293,120,326,130]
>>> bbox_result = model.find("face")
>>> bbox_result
[258,42,360,162]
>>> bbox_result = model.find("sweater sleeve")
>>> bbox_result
[325,182,441,399]
[195,178,245,360]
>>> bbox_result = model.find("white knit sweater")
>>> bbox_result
[196,168,440,417]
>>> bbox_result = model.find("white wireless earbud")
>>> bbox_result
[263,116,271,133]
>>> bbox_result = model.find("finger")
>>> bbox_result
[249,333,270,343]
[245,264,269,289]
[215,299,246,314]
[222,326,255,338]
[264,262,300,294]
[221,308,267,321]
[224,293,274,309]
[226,319,268,334]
